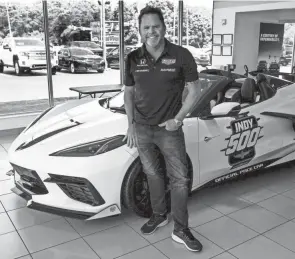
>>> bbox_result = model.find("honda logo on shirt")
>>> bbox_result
[140,59,147,65]
[137,59,148,67]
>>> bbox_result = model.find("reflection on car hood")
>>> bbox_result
[15,46,49,52]
[72,54,102,60]
[9,99,128,155]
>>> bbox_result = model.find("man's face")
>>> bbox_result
[139,13,166,48]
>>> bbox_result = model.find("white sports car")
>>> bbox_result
[7,72,295,220]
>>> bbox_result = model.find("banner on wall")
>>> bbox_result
[257,23,285,65]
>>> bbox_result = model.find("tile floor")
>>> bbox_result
[1,134,295,259]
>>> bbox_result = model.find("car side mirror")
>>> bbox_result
[3,44,9,49]
[211,102,241,117]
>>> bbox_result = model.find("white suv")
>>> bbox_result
[0,37,58,76]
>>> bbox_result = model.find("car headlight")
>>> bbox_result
[49,135,126,157]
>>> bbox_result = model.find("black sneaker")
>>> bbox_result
[140,213,168,235]
[172,228,203,252]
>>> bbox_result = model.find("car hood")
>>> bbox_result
[9,99,128,155]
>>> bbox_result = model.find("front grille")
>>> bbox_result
[45,174,105,206]
[11,163,48,195]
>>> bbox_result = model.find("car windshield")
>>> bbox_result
[15,39,43,46]
[71,48,94,55]
[78,42,100,48]
[106,74,224,110]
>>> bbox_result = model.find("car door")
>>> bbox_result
[63,49,71,68]
[183,116,200,188]
[198,92,291,186]
[183,74,233,187]
[108,47,119,66]
[1,38,12,65]
[198,115,239,185]
[58,50,65,68]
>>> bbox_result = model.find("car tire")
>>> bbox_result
[121,155,193,218]
[97,69,104,73]
[70,63,75,74]
[52,67,57,75]
[14,61,23,76]
[0,61,4,73]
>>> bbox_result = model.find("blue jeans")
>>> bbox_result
[134,122,190,231]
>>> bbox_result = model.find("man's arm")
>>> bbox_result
[175,47,201,122]
[124,86,134,126]
[175,80,201,122]
[123,53,136,147]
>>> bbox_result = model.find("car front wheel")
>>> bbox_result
[70,63,75,73]
[121,155,193,218]
[14,61,23,76]
[0,61,4,73]
[51,67,57,75]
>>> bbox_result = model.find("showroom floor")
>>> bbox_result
[2,134,295,259]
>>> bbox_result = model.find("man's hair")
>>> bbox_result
[138,6,166,29]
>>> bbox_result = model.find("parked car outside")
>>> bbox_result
[106,45,138,69]
[69,41,103,56]
[183,45,211,67]
[0,37,58,75]
[57,47,105,73]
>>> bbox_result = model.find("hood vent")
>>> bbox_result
[16,124,80,151]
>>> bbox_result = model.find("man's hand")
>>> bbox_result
[159,119,180,131]
[123,124,137,148]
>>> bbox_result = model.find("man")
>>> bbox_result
[123,6,202,252]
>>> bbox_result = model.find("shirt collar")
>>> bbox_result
[139,38,171,58]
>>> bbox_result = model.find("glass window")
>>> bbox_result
[183,0,213,69]
[0,0,50,117]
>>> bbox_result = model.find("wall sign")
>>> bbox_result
[213,45,222,56]
[223,34,233,45]
[222,46,232,56]
[257,23,285,65]
[213,34,222,45]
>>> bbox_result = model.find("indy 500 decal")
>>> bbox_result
[221,116,263,166]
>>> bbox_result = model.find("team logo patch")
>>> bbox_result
[221,116,263,166]
[162,58,176,65]
[135,69,149,73]
[161,68,176,72]
[139,59,147,65]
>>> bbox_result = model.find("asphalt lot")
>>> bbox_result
[0,67,121,102]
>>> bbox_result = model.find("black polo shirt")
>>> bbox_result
[124,38,198,125]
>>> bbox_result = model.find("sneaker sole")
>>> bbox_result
[171,233,202,252]
[141,218,169,235]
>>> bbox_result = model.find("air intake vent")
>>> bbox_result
[45,174,105,206]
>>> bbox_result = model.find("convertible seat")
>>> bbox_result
[256,73,276,101]
[240,78,257,107]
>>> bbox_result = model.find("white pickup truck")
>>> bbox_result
[0,37,58,76]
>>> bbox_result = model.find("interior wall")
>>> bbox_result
[215,1,279,9]
[212,1,295,72]
[212,8,236,66]
[233,9,295,73]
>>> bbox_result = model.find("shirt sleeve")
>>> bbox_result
[181,48,199,82]
[124,53,135,86]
